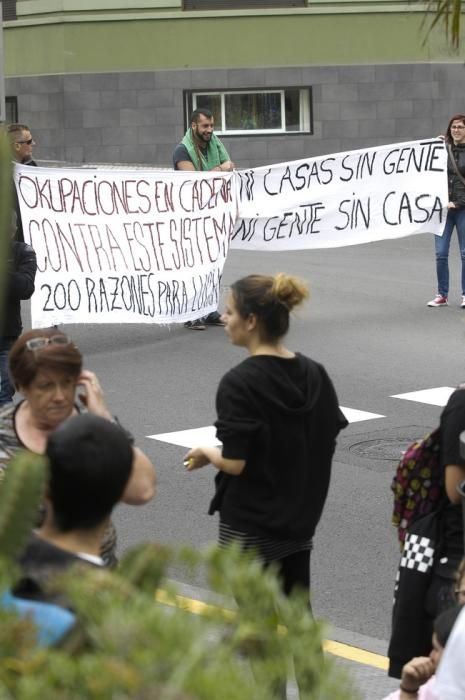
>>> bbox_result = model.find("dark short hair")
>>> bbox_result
[434,605,464,648]
[445,114,465,143]
[190,108,213,124]
[46,414,133,532]
[9,328,82,389]
[230,273,309,341]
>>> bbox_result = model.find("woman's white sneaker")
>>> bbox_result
[461,296,465,308]
[427,295,448,307]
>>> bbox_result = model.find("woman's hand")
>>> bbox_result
[77,370,112,420]
[184,446,245,475]
[448,201,457,209]
[184,447,210,471]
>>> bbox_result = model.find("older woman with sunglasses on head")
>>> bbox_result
[0,328,156,565]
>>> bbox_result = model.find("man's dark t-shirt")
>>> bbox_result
[173,143,194,169]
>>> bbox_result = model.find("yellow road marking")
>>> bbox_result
[155,589,235,620]
[154,590,388,670]
[323,640,388,670]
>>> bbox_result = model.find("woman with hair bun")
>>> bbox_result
[185,273,347,599]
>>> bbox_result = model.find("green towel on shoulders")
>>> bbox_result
[181,129,230,171]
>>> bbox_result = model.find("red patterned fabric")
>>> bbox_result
[391,427,443,546]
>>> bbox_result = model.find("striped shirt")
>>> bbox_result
[219,519,312,564]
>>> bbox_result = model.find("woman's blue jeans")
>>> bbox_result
[435,207,465,297]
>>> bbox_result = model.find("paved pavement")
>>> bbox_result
[27,231,464,698]
[325,627,398,700]
[169,580,399,699]
[335,658,398,700]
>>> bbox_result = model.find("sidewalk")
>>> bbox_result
[286,660,398,700]
[325,625,398,700]
[170,581,400,700]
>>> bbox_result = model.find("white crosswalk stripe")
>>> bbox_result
[147,426,221,448]
[390,386,455,407]
[147,407,385,447]
[339,407,384,423]
[147,387,458,447]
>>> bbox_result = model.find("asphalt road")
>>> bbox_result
[58,230,465,650]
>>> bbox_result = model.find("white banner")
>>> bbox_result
[232,139,448,250]
[16,166,236,327]
[16,139,448,325]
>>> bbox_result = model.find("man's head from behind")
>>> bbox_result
[7,123,35,164]
[45,414,133,532]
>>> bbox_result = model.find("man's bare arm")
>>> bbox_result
[176,160,197,171]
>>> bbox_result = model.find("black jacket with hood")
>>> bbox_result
[209,353,347,540]
[0,241,37,350]
[447,142,465,209]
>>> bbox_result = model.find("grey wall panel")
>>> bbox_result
[6,63,461,169]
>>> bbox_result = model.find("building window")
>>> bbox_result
[186,88,312,135]
[183,1,306,8]
[2,1,17,21]
[5,97,18,124]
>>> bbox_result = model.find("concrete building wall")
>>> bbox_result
[6,63,465,168]
[4,2,465,167]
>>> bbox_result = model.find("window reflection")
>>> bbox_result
[191,87,311,135]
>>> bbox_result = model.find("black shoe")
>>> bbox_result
[184,319,206,330]
[203,311,224,326]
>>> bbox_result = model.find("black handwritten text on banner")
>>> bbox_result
[16,140,448,325]
[231,140,447,250]
[16,166,236,327]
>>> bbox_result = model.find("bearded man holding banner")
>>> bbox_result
[173,108,235,331]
